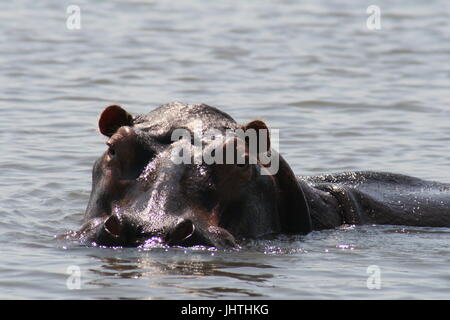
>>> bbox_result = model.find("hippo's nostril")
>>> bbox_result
[104,215,121,238]
[167,219,195,245]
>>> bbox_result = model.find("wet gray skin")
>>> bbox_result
[74,102,450,248]
[76,102,310,248]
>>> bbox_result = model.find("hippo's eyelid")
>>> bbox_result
[106,141,116,156]
[106,137,118,148]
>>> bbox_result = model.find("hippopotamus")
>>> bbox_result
[74,102,450,248]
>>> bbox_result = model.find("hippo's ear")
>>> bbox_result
[98,105,134,137]
[241,120,271,154]
[275,153,312,234]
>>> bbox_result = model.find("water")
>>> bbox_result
[1,0,449,299]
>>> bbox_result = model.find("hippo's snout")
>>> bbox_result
[91,214,236,248]
[165,219,196,245]
[94,214,137,247]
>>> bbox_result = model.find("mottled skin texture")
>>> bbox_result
[76,102,450,248]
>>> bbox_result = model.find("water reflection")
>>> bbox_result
[172,286,264,298]
[85,248,277,297]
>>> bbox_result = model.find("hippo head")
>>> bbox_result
[77,102,311,248]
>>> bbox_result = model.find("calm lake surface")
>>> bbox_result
[1,0,449,299]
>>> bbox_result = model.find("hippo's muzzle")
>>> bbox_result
[90,214,236,248]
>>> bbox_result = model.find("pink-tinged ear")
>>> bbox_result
[98,105,133,137]
[241,119,271,153]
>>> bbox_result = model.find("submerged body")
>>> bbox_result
[74,102,450,248]
[302,171,450,230]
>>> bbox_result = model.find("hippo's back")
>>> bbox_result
[302,171,450,227]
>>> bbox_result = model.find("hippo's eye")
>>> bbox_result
[106,143,116,156]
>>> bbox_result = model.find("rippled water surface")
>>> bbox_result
[1,0,450,299]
